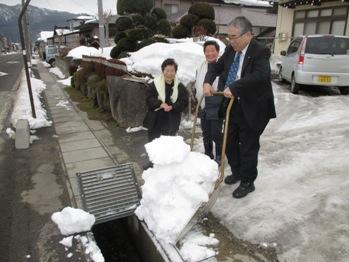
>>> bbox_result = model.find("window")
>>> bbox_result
[293,23,304,37]
[331,20,346,35]
[287,39,302,54]
[304,22,316,34]
[305,36,349,55]
[164,4,179,16]
[318,21,331,34]
[293,7,348,36]
[320,9,332,17]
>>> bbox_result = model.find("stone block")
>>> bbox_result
[15,119,30,149]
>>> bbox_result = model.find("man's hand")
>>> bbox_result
[203,83,213,96]
[224,87,234,99]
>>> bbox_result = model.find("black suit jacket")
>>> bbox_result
[204,39,276,134]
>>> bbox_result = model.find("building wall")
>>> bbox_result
[274,1,349,55]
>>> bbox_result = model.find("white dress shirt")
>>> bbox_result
[236,42,250,80]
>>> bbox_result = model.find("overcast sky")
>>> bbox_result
[0,0,117,15]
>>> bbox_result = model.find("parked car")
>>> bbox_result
[278,35,349,94]
[44,45,58,67]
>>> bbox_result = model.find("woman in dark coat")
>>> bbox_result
[143,58,189,142]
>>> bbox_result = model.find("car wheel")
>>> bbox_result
[339,86,349,95]
[278,67,284,82]
[290,74,300,94]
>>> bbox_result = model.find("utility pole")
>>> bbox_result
[18,0,36,118]
[22,0,31,63]
[97,0,106,48]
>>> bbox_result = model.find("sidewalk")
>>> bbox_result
[36,62,141,210]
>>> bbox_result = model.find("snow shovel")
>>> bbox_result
[176,91,234,243]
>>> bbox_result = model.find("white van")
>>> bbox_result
[44,45,58,67]
[278,35,349,94]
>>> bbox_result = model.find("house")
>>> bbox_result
[274,0,349,55]
[154,0,277,38]
[46,15,119,49]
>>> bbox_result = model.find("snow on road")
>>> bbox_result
[212,83,349,262]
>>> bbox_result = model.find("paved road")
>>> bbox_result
[0,53,23,92]
[0,53,23,131]
[0,64,85,262]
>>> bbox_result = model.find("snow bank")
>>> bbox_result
[49,67,65,79]
[6,127,15,139]
[51,207,95,235]
[121,37,225,86]
[11,74,52,129]
[67,46,114,60]
[126,126,147,133]
[67,46,100,59]
[58,76,72,86]
[59,236,73,248]
[223,0,271,7]
[145,136,190,165]
[135,136,219,244]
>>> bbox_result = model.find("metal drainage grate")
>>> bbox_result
[77,164,141,224]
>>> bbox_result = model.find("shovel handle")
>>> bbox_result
[190,92,234,188]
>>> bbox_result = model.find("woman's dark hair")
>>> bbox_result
[161,58,178,72]
[203,40,220,52]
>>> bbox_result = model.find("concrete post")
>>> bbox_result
[15,119,30,149]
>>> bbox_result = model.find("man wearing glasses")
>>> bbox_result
[204,16,276,199]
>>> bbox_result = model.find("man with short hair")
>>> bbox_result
[195,40,223,164]
[204,16,276,198]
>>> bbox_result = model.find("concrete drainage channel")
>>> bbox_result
[76,165,185,262]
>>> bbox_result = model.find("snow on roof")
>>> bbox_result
[55,29,73,35]
[76,15,95,20]
[37,31,54,42]
[223,0,272,7]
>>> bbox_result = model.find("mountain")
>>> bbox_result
[0,3,89,43]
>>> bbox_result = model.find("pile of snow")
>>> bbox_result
[51,207,95,235]
[11,74,52,129]
[41,61,51,68]
[49,67,65,79]
[30,135,39,144]
[59,236,73,248]
[120,37,225,86]
[67,46,101,59]
[179,231,219,262]
[223,0,271,7]
[126,126,147,133]
[67,46,114,60]
[31,59,39,65]
[56,100,71,111]
[6,127,15,139]
[52,207,104,262]
[58,76,72,86]
[79,235,104,262]
[135,136,219,244]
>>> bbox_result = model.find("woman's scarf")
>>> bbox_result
[154,74,179,103]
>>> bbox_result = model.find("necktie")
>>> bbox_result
[225,52,242,87]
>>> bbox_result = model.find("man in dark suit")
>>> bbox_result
[204,16,276,198]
